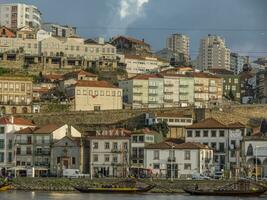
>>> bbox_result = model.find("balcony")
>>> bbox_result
[133,85,143,88]
[148,100,158,104]
[195,83,204,86]
[164,83,174,87]
[34,162,49,167]
[167,157,176,162]
[164,90,173,94]
[133,100,142,104]
[164,99,174,103]
[180,84,189,88]
[35,151,50,156]
[149,93,158,96]
[149,85,158,88]
[133,92,143,96]
[179,92,189,95]
[15,140,32,145]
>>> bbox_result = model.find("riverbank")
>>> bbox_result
[11,178,240,193]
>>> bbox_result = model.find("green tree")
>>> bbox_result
[150,121,169,138]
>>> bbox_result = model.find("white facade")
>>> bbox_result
[166,33,190,62]
[0,116,35,169]
[124,55,168,76]
[0,3,42,29]
[89,130,130,177]
[144,142,213,178]
[197,35,230,71]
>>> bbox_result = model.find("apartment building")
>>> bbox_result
[155,48,186,66]
[0,3,42,29]
[123,54,168,77]
[256,69,267,104]
[0,76,33,114]
[119,74,164,109]
[0,116,34,169]
[88,129,131,178]
[66,80,122,111]
[230,53,249,75]
[42,23,77,38]
[111,35,152,56]
[197,35,230,71]
[166,33,190,63]
[209,68,241,102]
[144,141,213,178]
[185,118,246,174]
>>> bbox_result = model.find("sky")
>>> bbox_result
[2,0,267,59]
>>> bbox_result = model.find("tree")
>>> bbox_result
[150,121,169,138]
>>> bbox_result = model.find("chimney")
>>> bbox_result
[142,38,145,42]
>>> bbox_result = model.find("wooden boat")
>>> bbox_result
[183,180,267,197]
[183,188,267,196]
[74,184,155,193]
[0,185,10,192]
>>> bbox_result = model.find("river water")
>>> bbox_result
[0,191,266,200]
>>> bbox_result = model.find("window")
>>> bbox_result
[219,131,225,137]
[195,131,200,137]
[203,130,209,137]
[113,142,118,150]
[26,147,31,155]
[219,143,225,152]
[93,142,98,149]
[112,91,116,96]
[231,140,236,149]
[211,131,217,137]
[0,153,4,162]
[57,157,61,164]
[105,142,110,149]
[153,150,159,160]
[139,136,144,142]
[16,147,21,155]
[106,91,110,96]
[211,142,217,149]
[100,91,104,96]
[123,142,128,150]
[0,127,5,134]
[93,154,98,162]
[0,140,4,149]
[72,157,76,165]
[187,131,192,137]
[153,164,160,169]
[113,156,118,163]
[8,140,12,149]
[27,136,32,144]
[8,152,12,163]
[105,155,110,162]
[184,151,191,160]
[184,163,191,170]
[132,136,138,143]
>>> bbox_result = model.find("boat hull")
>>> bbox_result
[183,188,267,197]
[74,185,155,193]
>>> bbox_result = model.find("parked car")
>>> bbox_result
[192,173,211,180]
[214,171,223,179]
[63,169,89,178]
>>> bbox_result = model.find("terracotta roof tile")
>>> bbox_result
[43,74,63,81]
[128,74,163,80]
[131,128,157,135]
[113,35,150,46]
[34,124,63,134]
[146,141,210,150]
[15,127,38,134]
[64,70,97,79]
[186,118,226,129]
[0,117,34,126]
[227,122,246,128]
[75,80,118,88]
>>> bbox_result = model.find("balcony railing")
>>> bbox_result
[167,157,176,162]
[164,83,174,87]
[35,151,50,156]
[149,93,158,96]
[133,85,143,88]
[164,99,174,103]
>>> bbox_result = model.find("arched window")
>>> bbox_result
[11,107,17,114]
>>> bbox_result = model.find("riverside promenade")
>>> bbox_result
[11,178,241,193]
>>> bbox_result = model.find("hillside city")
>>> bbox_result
[0,2,266,182]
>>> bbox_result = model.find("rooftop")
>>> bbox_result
[186,118,245,129]
[33,124,63,134]
[63,70,97,79]
[0,117,34,126]
[146,141,210,150]
[75,80,118,88]
[112,35,150,47]
[129,74,163,80]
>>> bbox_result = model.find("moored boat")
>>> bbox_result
[0,184,10,192]
[183,180,267,197]
[74,184,155,193]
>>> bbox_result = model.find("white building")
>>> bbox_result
[185,118,246,174]
[144,141,213,178]
[197,35,230,71]
[0,116,35,169]
[244,134,267,177]
[88,129,131,178]
[123,55,168,77]
[166,33,190,63]
[0,3,42,29]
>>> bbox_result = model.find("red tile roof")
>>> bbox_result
[186,118,226,129]
[0,117,34,126]
[227,122,246,129]
[146,141,210,150]
[113,35,150,46]
[75,80,118,88]
[15,127,38,134]
[43,74,63,81]
[33,124,63,134]
[64,70,97,79]
[208,68,235,75]
[131,128,157,135]
[129,74,163,80]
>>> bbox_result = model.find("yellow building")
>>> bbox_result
[0,76,33,114]
[66,80,122,111]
